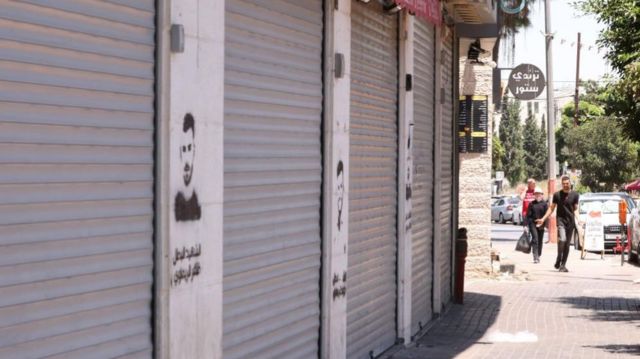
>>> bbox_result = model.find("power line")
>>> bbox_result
[502,95,575,102]
[553,79,616,83]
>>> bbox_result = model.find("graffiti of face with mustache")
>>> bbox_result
[174,113,201,222]
[181,122,195,187]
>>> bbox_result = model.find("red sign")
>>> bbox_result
[395,0,441,26]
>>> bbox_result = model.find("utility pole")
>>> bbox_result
[574,32,581,127]
[545,0,557,243]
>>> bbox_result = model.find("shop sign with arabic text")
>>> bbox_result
[395,0,441,26]
[507,63,546,100]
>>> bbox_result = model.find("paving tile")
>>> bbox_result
[389,239,640,359]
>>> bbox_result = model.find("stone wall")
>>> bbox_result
[458,38,495,277]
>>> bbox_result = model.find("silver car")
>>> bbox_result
[491,196,523,224]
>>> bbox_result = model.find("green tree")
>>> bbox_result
[499,99,525,185]
[576,0,640,141]
[556,99,606,165]
[500,0,539,62]
[564,117,639,191]
[522,115,547,180]
[576,0,640,74]
[492,134,505,177]
[602,63,640,141]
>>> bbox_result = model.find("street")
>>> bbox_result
[390,224,640,359]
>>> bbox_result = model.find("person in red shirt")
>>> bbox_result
[520,178,536,226]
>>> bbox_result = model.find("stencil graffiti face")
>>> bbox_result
[180,114,195,186]
[174,113,201,222]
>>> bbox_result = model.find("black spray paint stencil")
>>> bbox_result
[337,160,345,231]
[175,113,202,221]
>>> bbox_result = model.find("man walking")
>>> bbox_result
[537,176,580,272]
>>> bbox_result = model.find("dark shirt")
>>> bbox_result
[552,190,579,227]
[527,199,548,222]
[175,191,201,221]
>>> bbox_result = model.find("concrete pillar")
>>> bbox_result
[457,37,496,277]
[156,0,224,358]
[321,0,351,357]
[397,11,414,344]
[432,25,444,315]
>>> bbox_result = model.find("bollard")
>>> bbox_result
[454,227,468,304]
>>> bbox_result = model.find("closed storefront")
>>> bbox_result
[348,1,399,358]
[439,32,455,305]
[411,18,436,336]
[223,1,324,358]
[0,1,156,358]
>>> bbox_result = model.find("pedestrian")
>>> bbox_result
[526,187,548,263]
[537,176,580,272]
[520,178,536,227]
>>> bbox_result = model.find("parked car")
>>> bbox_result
[491,196,523,224]
[578,193,638,252]
[491,195,504,207]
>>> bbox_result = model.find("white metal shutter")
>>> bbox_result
[223,1,323,358]
[440,34,454,305]
[348,1,399,358]
[0,1,155,358]
[411,19,436,336]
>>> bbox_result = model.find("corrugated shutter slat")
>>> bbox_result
[348,2,399,358]
[411,19,436,335]
[223,1,323,358]
[440,35,454,305]
[0,2,154,357]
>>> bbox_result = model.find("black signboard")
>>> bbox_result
[507,63,546,100]
[458,95,488,153]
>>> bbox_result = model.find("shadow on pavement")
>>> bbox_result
[389,293,501,358]
[583,344,640,355]
[552,296,640,325]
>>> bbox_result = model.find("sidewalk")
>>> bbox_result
[389,241,640,359]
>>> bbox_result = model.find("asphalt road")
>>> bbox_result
[491,223,549,243]
[490,223,636,264]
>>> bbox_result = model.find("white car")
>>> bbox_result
[578,193,638,251]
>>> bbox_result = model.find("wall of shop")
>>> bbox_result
[457,37,496,277]
[157,0,224,357]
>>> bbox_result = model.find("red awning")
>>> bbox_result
[625,179,640,191]
[395,0,441,26]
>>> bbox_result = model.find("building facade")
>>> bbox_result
[0,0,498,358]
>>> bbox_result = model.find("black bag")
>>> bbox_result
[515,231,531,254]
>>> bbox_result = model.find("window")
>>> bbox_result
[579,200,619,214]
[534,102,539,114]
[527,102,532,117]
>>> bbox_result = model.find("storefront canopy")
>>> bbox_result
[395,0,441,25]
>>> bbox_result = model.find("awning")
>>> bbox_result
[625,179,640,191]
[395,0,441,26]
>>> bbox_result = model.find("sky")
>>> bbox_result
[498,0,612,92]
